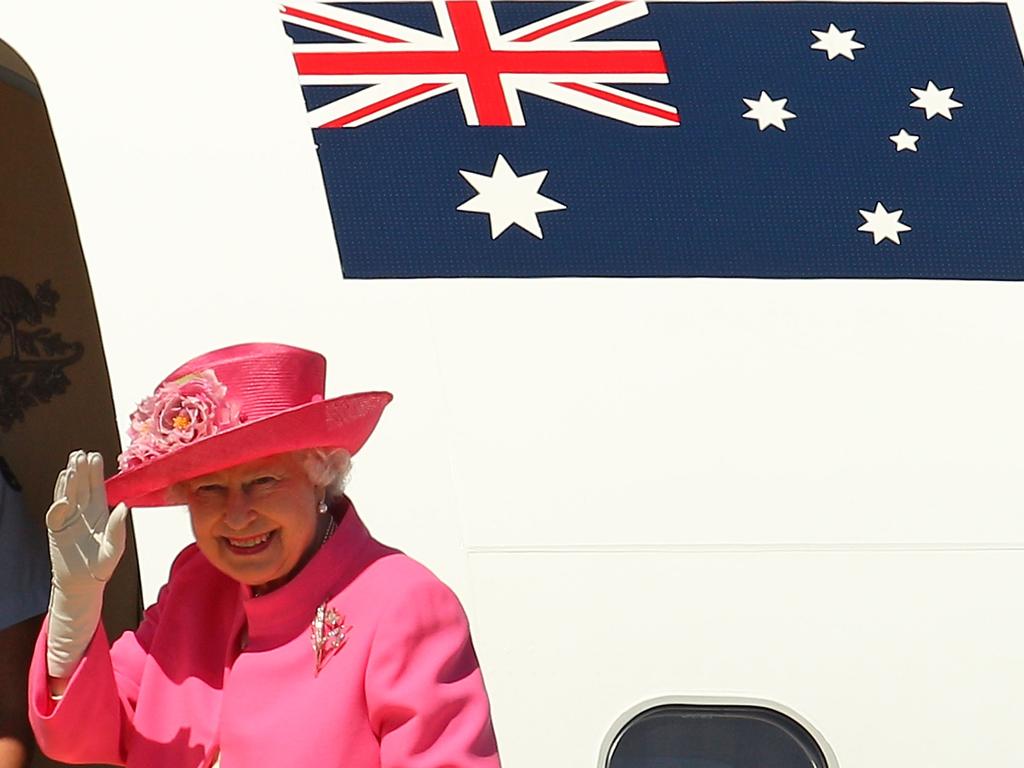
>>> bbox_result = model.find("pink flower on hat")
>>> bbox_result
[117,370,241,471]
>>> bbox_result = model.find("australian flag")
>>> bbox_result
[282,1,1024,279]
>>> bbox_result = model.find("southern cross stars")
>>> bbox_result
[889,129,920,152]
[742,91,797,131]
[810,24,865,60]
[457,155,566,239]
[858,202,911,245]
[910,81,963,120]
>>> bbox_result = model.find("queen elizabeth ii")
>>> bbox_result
[28,343,501,767]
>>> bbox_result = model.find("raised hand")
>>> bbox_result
[46,451,128,678]
[47,451,127,586]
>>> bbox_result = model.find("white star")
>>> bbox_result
[457,154,566,239]
[889,129,920,152]
[909,81,963,120]
[742,91,797,131]
[858,202,911,245]
[810,23,865,60]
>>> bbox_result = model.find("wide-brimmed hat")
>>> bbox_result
[104,343,392,507]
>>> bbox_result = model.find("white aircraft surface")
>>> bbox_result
[1,2,1022,766]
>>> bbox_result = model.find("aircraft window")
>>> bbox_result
[606,704,829,768]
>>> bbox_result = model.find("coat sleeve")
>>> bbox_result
[27,547,194,765]
[365,571,501,768]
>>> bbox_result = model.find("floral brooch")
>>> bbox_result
[310,601,350,676]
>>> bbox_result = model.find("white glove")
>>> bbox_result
[46,450,128,679]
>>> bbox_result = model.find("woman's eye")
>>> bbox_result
[195,484,225,494]
[250,476,278,487]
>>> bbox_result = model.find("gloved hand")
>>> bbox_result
[46,450,128,679]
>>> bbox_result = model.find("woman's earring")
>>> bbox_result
[317,499,328,515]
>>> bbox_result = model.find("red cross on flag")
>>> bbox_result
[281,0,680,127]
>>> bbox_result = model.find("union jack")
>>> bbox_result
[281,0,680,127]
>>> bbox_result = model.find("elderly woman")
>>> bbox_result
[27,343,500,767]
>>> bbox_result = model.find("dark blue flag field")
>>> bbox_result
[282,1,1024,279]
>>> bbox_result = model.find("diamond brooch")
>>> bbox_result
[310,602,350,676]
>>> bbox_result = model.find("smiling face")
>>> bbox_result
[184,452,325,592]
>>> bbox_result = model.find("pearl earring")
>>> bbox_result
[317,500,328,515]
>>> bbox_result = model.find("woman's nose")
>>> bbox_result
[222,491,257,530]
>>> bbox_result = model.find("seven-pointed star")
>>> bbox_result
[457,154,566,239]
[810,23,865,60]
[889,129,920,152]
[742,91,797,131]
[858,202,911,245]
[909,81,963,120]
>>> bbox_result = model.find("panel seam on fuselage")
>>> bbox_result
[465,542,1024,554]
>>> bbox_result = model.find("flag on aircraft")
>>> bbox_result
[282,1,1024,279]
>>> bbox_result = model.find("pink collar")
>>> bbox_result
[240,499,374,649]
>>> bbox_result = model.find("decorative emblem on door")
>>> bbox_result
[0,276,84,430]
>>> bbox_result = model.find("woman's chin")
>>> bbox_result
[219,562,277,587]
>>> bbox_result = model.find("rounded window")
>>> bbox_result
[606,704,830,768]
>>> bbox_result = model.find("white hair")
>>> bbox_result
[296,446,352,499]
[165,447,352,505]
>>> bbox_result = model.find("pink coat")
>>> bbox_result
[28,503,501,767]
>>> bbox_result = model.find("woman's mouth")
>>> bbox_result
[224,531,275,555]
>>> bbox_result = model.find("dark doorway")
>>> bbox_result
[0,39,142,768]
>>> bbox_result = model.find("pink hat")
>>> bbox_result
[104,343,392,507]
